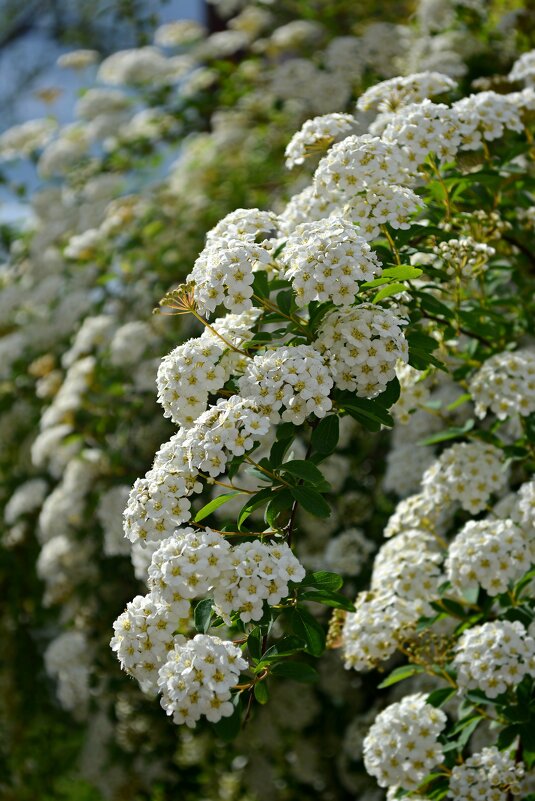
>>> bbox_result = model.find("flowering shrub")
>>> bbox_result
[2,0,535,799]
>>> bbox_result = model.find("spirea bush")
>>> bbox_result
[2,1,535,800]
[113,37,535,801]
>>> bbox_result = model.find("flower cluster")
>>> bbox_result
[238,344,333,424]
[362,694,447,789]
[421,441,507,513]
[453,620,535,698]
[158,634,248,726]
[317,305,408,397]
[448,748,525,801]
[280,219,382,306]
[446,519,530,596]
[469,349,535,420]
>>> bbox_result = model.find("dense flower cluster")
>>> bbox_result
[446,519,530,596]
[448,748,526,801]
[362,694,447,789]
[158,635,248,726]
[469,349,535,420]
[317,305,408,397]
[280,219,382,306]
[421,441,507,513]
[453,621,535,698]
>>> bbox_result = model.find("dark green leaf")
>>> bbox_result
[259,636,304,663]
[270,661,319,683]
[280,460,328,486]
[311,415,340,455]
[427,687,457,708]
[299,589,355,612]
[290,486,331,518]
[265,488,293,528]
[291,607,326,656]
[247,627,262,662]
[301,571,343,591]
[237,487,273,530]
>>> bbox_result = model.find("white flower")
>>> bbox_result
[448,747,525,801]
[238,344,333,424]
[111,593,182,694]
[454,620,535,699]
[280,218,382,306]
[284,113,355,168]
[421,441,507,514]
[325,527,375,575]
[363,694,447,789]
[356,72,457,112]
[446,519,530,596]
[157,634,248,726]
[317,304,408,398]
[469,349,535,420]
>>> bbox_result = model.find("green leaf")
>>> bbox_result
[311,415,339,455]
[252,271,269,298]
[193,599,213,633]
[194,492,240,523]
[247,627,262,662]
[290,486,331,518]
[382,265,423,280]
[378,664,425,689]
[280,460,328,486]
[427,687,457,708]
[213,696,242,741]
[373,282,407,302]
[258,635,304,663]
[291,607,326,656]
[237,487,273,530]
[270,661,319,683]
[301,571,343,592]
[416,292,455,321]
[270,437,293,468]
[342,398,394,430]
[253,681,269,704]
[376,376,401,408]
[418,419,474,446]
[407,331,444,370]
[265,488,293,528]
[299,589,355,611]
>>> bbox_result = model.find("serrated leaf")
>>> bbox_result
[270,661,319,683]
[378,664,425,688]
[290,486,331,518]
[194,492,241,523]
